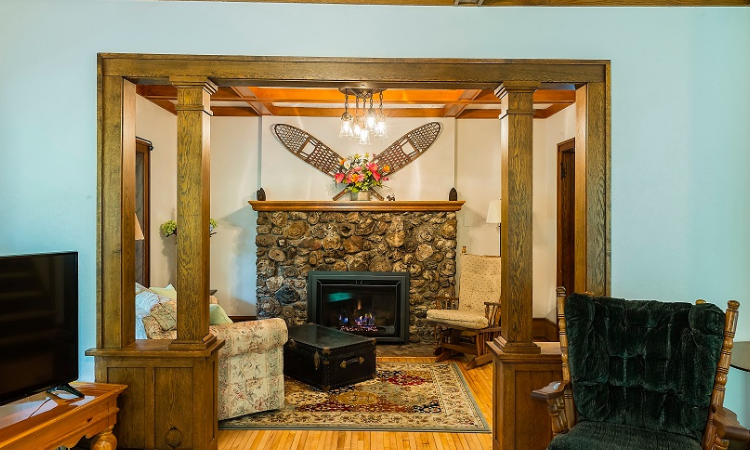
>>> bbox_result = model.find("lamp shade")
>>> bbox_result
[486,200,502,224]
[135,213,145,241]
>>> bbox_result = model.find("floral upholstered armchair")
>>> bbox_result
[136,286,288,420]
[532,288,749,450]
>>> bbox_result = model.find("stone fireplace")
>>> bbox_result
[250,200,464,344]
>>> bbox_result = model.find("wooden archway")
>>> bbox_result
[90,54,610,450]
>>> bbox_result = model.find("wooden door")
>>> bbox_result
[557,138,575,296]
[135,137,152,286]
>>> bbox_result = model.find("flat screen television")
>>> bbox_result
[0,251,80,406]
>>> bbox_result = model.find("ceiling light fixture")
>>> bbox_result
[339,88,387,145]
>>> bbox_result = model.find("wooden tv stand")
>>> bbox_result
[0,382,126,450]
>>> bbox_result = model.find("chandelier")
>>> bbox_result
[338,88,387,145]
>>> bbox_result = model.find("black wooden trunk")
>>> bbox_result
[284,324,376,391]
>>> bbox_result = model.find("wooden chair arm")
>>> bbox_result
[531,380,569,402]
[713,406,750,443]
[531,380,571,436]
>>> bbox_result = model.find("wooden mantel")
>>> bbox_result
[248,200,465,212]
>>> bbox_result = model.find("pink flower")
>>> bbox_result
[335,173,345,184]
[372,171,381,181]
[353,165,362,172]
[366,162,378,173]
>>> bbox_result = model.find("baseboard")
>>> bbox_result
[532,318,559,342]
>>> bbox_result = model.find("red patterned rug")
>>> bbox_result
[219,362,489,433]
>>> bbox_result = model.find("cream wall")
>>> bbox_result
[259,116,456,201]
[534,106,577,320]
[136,96,261,315]
[135,96,178,289]
[455,119,503,256]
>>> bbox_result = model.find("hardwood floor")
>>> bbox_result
[217,356,494,450]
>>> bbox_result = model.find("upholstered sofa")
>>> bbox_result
[137,287,287,420]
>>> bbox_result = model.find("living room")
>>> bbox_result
[0,2,749,450]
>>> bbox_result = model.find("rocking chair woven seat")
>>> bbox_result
[532,288,749,450]
[426,251,501,369]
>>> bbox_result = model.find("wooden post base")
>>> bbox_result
[86,339,224,450]
[488,340,562,450]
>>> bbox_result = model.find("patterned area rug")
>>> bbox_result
[219,362,490,433]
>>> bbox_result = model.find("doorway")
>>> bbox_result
[557,137,575,296]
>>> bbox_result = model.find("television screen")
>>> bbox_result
[0,251,79,406]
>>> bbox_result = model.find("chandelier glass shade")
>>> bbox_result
[339,88,387,144]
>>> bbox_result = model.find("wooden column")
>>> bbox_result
[99,74,136,349]
[171,76,217,349]
[489,342,562,450]
[574,83,607,296]
[495,81,540,354]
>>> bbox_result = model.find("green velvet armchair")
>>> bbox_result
[532,288,749,450]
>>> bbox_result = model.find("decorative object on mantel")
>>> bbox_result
[273,122,443,201]
[160,218,218,237]
[256,187,266,201]
[387,194,396,201]
[333,153,390,201]
[449,187,458,201]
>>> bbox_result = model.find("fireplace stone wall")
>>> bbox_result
[254,210,459,343]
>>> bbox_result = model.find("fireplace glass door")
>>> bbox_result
[308,272,409,344]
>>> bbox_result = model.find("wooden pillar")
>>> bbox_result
[489,81,562,450]
[99,75,136,349]
[574,83,607,296]
[494,81,540,354]
[171,76,217,349]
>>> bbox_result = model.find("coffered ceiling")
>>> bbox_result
[136,85,576,120]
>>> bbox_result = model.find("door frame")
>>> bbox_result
[556,137,576,295]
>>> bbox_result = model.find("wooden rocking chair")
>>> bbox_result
[426,250,501,369]
[532,287,749,450]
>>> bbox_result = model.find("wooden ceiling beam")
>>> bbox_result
[229,86,267,115]
[443,89,483,117]
[210,106,259,117]
[267,106,447,118]
[534,102,573,119]
[156,0,749,5]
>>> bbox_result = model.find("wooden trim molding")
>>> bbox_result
[96,53,610,450]
[157,0,750,5]
[532,318,560,342]
[248,200,465,212]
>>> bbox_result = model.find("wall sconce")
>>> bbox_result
[486,200,501,257]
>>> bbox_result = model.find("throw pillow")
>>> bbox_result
[209,304,233,325]
[149,284,177,300]
[135,282,151,295]
[150,299,178,331]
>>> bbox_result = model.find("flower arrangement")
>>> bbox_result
[160,219,218,237]
[333,153,390,193]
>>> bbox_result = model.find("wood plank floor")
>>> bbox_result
[217,356,493,450]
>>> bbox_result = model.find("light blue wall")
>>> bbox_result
[1,0,748,425]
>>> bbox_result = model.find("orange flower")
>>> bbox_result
[348,173,360,183]
[383,164,391,172]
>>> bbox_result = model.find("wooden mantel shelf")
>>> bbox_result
[248,200,465,212]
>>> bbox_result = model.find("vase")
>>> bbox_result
[350,191,371,201]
